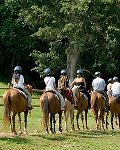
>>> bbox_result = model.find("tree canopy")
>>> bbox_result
[0,0,120,87]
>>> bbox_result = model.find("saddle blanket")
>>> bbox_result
[13,88,27,99]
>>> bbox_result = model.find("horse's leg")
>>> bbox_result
[105,111,109,129]
[111,113,114,130]
[102,110,105,130]
[70,107,75,131]
[12,113,17,135]
[58,111,62,133]
[53,114,56,133]
[23,110,28,135]
[50,113,53,133]
[115,113,118,125]
[85,110,88,130]
[118,113,120,129]
[81,112,85,129]
[76,112,80,130]
[64,110,69,131]
[18,113,22,134]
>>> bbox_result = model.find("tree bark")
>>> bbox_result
[66,46,80,85]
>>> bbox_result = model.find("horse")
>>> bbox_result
[108,96,120,129]
[60,87,75,131]
[3,84,32,135]
[75,88,89,130]
[90,91,105,130]
[40,91,62,133]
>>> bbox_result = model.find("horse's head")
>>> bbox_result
[25,84,33,95]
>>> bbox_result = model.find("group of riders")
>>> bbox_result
[11,66,120,111]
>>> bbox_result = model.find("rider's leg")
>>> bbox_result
[24,88,32,109]
[55,90,65,111]
[72,86,78,106]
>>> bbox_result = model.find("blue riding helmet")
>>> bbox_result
[43,68,51,76]
[14,66,22,74]
[108,78,113,83]
[61,69,67,75]
[94,71,101,77]
[113,77,118,82]
[77,69,83,75]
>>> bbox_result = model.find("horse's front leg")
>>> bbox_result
[58,111,62,133]
[76,112,80,130]
[50,113,53,133]
[64,110,69,131]
[53,114,56,133]
[12,113,17,135]
[85,110,89,130]
[81,112,85,129]
[118,113,120,129]
[18,113,22,134]
[111,112,114,130]
[70,107,75,131]
[23,110,28,135]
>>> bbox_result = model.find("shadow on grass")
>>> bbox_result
[0,136,30,144]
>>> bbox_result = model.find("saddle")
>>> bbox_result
[13,87,27,99]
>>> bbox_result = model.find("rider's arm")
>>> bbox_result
[71,79,76,88]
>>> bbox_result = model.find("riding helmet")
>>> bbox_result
[14,66,22,74]
[94,71,101,77]
[108,78,113,83]
[43,68,51,76]
[77,69,83,75]
[113,76,118,82]
[61,69,67,75]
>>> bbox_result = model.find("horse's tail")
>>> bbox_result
[42,95,49,128]
[3,91,11,126]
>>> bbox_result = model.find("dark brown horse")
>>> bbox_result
[75,88,89,130]
[61,87,75,131]
[108,96,120,129]
[3,84,32,135]
[40,91,62,133]
[91,91,105,130]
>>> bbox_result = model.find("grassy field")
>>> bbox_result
[0,82,120,150]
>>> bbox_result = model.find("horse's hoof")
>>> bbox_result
[18,131,23,135]
[23,131,28,135]
[13,132,17,135]
[46,131,49,134]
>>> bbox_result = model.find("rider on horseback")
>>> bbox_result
[107,78,113,96]
[11,66,33,110]
[43,68,65,111]
[58,69,69,89]
[92,71,108,109]
[71,69,90,108]
[111,77,120,99]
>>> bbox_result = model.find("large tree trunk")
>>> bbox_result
[66,46,80,85]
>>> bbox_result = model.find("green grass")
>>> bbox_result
[0,81,120,149]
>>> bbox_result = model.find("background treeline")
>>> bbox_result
[0,0,120,89]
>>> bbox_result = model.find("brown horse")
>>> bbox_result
[91,91,105,130]
[3,84,32,135]
[108,96,120,129]
[60,87,75,131]
[75,88,89,130]
[40,91,62,133]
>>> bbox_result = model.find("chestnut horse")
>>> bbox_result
[60,87,75,131]
[40,91,62,133]
[91,91,105,130]
[108,96,120,129]
[75,88,89,130]
[3,84,32,135]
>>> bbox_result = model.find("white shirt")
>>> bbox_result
[12,74,25,89]
[111,82,120,95]
[44,76,55,91]
[92,77,106,91]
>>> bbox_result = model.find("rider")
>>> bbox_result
[71,69,90,108]
[92,71,108,109]
[107,78,113,96]
[58,69,69,89]
[111,77,120,98]
[43,68,65,111]
[11,66,33,110]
